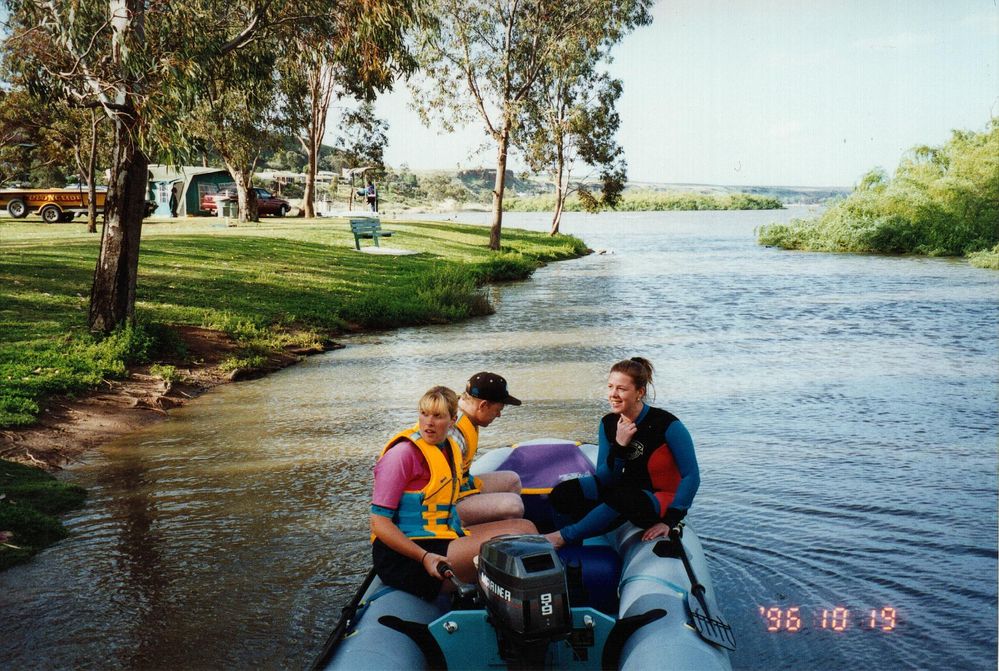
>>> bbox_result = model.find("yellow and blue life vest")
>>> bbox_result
[450,413,482,498]
[377,426,466,540]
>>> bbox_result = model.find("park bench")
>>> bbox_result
[349,216,393,250]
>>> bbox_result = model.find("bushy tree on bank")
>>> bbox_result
[520,71,629,235]
[411,0,652,250]
[516,2,650,235]
[758,119,999,258]
[279,3,417,218]
[189,46,284,224]
[0,86,111,232]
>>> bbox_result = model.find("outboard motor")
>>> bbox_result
[477,534,572,666]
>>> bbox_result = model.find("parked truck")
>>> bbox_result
[0,187,155,222]
[0,187,107,222]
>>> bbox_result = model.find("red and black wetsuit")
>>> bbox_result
[552,403,700,543]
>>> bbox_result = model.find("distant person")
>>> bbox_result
[370,386,536,598]
[169,185,178,217]
[451,372,525,526]
[365,180,377,213]
[544,357,700,548]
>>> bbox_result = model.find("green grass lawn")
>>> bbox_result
[1,216,588,428]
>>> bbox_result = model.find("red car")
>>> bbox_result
[201,187,291,216]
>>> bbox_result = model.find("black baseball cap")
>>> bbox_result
[466,372,521,406]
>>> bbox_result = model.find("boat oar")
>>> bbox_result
[668,527,736,651]
[309,566,378,671]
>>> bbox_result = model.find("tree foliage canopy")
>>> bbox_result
[411,0,652,243]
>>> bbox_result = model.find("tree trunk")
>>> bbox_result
[88,113,147,333]
[489,127,510,251]
[303,140,318,218]
[86,110,99,234]
[550,151,566,236]
[228,166,258,224]
[299,57,334,219]
[550,194,565,236]
[88,0,146,333]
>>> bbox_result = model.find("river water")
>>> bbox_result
[1,210,996,670]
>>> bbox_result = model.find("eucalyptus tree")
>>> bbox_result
[279,1,416,218]
[519,70,627,235]
[188,45,283,224]
[333,102,389,172]
[517,0,651,235]
[411,0,652,250]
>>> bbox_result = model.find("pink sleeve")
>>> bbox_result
[372,441,428,510]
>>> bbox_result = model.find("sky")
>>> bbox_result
[371,0,999,187]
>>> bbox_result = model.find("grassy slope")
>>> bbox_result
[1,217,588,427]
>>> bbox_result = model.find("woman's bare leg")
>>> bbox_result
[446,518,537,583]
[457,471,524,524]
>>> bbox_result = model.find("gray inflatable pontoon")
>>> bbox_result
[314,439,734,670]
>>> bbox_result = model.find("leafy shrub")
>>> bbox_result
[473,253,538,282]
[149,364,179,383]
[758,119,999,258]
[415,264,492,321]
[218,355,268,373]
[968,244,999,270]
[204,313,268,341]
[0,395,39,428]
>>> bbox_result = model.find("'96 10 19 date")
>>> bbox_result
[758,606,898,632]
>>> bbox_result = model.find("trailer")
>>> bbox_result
[0,187,107,223]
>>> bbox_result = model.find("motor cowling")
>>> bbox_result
[477,534,572,663]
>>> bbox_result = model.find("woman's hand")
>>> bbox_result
[616,414,638,446]
[421,551,449,579]
[544,531,566,549]
[641,522,671,541]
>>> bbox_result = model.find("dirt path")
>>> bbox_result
[0,326,341,470]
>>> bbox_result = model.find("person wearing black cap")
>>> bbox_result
[450,372,526,526]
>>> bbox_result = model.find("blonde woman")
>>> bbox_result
[370,386,536,600]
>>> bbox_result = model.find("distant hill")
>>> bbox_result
[454,169,850,204]
[388,167,851,206]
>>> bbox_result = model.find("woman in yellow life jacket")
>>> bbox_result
[370,386,537,600]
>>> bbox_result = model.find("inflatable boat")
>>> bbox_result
[313,439,735,670]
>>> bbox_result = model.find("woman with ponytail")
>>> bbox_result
[544,358,700,547]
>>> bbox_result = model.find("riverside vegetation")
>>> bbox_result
[757,120,999,268]
[0,217,587,569]
[0,460,86,570]
[504,190,783,212]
